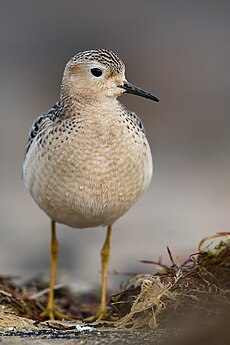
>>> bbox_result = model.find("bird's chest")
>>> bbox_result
[30,116,147,194]
[24,114,152,227]
[46,116,145,177]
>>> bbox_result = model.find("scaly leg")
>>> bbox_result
[85,225,112,322]
[40,220,67,320]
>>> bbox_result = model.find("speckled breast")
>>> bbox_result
[23,110,152,228]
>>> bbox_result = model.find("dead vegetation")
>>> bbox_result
[111,233,230,330]
[0,232,230,340]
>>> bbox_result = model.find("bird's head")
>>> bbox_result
[61,49,159,104]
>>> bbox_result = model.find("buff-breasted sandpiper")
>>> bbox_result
[23,49,159,321]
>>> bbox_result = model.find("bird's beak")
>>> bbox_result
[121,81,159,102]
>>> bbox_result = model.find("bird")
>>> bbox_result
[23,49,159,321]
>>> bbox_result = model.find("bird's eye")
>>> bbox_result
[90,68,103,77]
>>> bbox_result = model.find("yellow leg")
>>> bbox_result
[85,225,112,322]
[40,220,67,320]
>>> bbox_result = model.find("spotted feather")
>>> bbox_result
[25,101,63,155]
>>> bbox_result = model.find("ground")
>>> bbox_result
[0,233,230,344]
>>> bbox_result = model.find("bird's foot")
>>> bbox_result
[84,308,112,323]
[40,306,71,320]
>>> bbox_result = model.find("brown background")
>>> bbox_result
[0,0,230,290]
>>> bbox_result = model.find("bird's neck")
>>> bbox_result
[60,89,122,117]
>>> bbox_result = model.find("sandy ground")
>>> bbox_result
[0,331,158,345]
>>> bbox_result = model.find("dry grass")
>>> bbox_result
[110,233,230,331]
[0,232,230,340]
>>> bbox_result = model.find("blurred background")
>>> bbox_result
[0,0,230,291]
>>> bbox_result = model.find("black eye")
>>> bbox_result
[90,68,102,77]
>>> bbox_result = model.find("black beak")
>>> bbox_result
[121,81,159,102]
